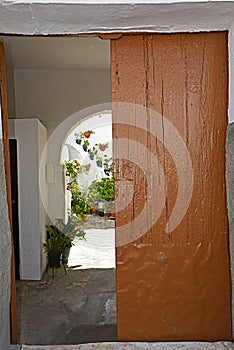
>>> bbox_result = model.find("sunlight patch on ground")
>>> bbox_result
[68,228,115,270]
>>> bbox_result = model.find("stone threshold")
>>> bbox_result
[9,342,234,350]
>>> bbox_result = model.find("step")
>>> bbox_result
[9,342,234,350]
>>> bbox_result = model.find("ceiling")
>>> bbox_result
[1,36,110,70]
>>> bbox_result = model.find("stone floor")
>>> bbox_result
[9,342,234,349]
[16,216,117,346]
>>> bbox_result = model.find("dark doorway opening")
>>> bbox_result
[9,139,20,280]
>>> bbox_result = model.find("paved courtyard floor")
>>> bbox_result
[10,341,234,349]
[16,216,117,345]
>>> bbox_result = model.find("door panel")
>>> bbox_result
[0,41,18,343]
[112,33,232,341]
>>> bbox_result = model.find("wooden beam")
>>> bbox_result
[98,33,123,40]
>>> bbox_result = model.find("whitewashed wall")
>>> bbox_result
[14,69,111,136]
[8,119,48,280]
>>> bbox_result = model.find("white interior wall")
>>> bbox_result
[38,122,48,275]
[14,69,111,136]
[13,68,111,223]
[8,119,48,280]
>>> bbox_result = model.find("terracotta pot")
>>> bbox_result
[92,207,98,215]
[106,211,111,218]
[84,132,91,138]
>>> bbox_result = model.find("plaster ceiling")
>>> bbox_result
[1,36,110,70]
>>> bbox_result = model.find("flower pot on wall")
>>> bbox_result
[106,211,111,218]
[92,207,98,215]
[76,138,82,145]
[96,160,102,167]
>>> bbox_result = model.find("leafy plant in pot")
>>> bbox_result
[44,216,86,274]
[44,225,73,271]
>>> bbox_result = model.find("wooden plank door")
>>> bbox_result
[0,42,18,343]
[112,32,232,341]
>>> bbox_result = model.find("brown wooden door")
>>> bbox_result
[112,32,232,341]
[0,42,18,343]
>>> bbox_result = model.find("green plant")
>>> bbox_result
[55,215,86,240]
[64,160,81,178]
[103,157,113,177]
[96,155,103,167]
[87,182,102,207]
[95,177,115,202]
[97,143,109,151]
[69,183,91,219]
[84,130,95,138]
[43,225,73,269]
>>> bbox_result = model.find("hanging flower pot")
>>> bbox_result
[99,143,108,152]
[85,163,91,172]
[83,140,89,152]
[76,138,82,145]
[96,160,102,167]
[84,130,95,138]
[106,211,111,218]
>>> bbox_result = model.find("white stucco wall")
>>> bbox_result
[14,69,111,136]
[8,119,48,280]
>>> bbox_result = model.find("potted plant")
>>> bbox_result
[75,131,84,144]
[103,157,113,177]
[55,216,86,265]
[84,130,95,138]
[44,225,72,272]
[83,140,89,152]
[88,147,97,160]
[64,160,81,178]
[98,142,109,152]
[69,183,92,219]
[96,155,103,167]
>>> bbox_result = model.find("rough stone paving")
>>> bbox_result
[16,216,117,345]
[9,342,234,349]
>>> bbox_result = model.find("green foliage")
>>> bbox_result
[70,183,91,218]
[55,215,86,240]
[94,177,115,202]
[87,182,102,207]
[64,160,81,178]
[44,225,68,255]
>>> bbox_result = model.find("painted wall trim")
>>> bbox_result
[0,1,234,36]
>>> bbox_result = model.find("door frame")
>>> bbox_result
[0,3,234,338]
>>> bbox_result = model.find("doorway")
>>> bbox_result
[1,32,232,344]
[9,139,20,280]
